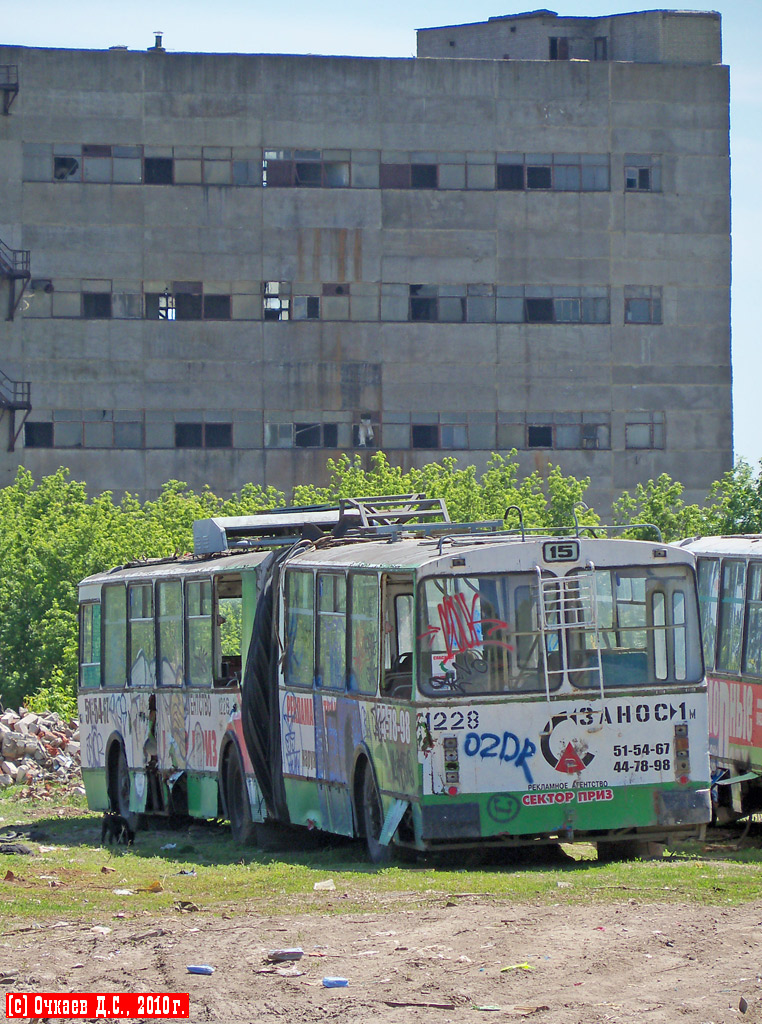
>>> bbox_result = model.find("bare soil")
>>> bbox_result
[3,897,761,1023]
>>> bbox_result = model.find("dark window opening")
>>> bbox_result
[144,157,173,185]
[53,156,79,181]
[82,292,112,319]
[175,293,203,320]
[322,423,338,447]
[528,425,553,448]
[526,165,552,189]
[295,423,322,447]
[525,298,554,323]
[549,37,569,60]
[295,161,322,187]
[409,285,438,322]
[411,163,438,189]
[175,423,203,448]
[205,422,233,448]
[412,424,439,449]
[638,167,651,190]
[306,296,320,319]
[497,164,524,190]
[25,422,54,447]
[265,160,295,187]
[203,294,231,320]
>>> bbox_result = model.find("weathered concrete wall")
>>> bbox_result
[0,29,731,512]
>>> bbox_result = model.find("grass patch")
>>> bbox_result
[2,787,762,927]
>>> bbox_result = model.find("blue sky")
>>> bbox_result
[6,2,758,468]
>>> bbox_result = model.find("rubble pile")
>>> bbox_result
[0,707,83,794]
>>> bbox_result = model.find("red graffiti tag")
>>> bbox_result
[418,592,513,659]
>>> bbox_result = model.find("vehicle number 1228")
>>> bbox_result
[425,710,480,731]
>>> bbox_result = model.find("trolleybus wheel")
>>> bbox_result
[225,745,257,845]
[108,743,139,833]
[361,765,392,865]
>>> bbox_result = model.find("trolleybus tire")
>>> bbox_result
[108,743,140,833]
[361,764,392,865]
[224,745,257,845]
[597,839,664,862]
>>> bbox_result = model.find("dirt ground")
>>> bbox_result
[3,896,761,1024]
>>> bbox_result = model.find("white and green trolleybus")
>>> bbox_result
[77,496,710,859]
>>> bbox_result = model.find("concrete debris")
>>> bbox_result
[0,706,82,794]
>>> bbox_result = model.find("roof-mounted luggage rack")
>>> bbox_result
[193,502,352,553]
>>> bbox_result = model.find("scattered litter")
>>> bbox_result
[385,1001,455,1009]
[474,1007,502,1012]
[127,929,166,942]
[556,881,572,888]
[257,964,304,977]
[38,845,57,853]
[740,997,749,1014]
[113,889,135,896]
[71,964,85,969]
[174,869,196,876]
[322,977,348,987]
[501,963,536,972]
[160,843,177,850]
[91,926,112,935]
[187,965,214,975]
[0,842,33,855]
[139,880,163,893]
[268,949,304,962]
[314,879,336,891]
[101,866,116,874]
[3,871,19,882]
[174,901,200,913]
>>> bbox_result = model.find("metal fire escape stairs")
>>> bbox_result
[535,562,605,701]
[0,237,31,321]
[0,370,31,452]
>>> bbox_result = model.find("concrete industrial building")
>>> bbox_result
[0,9,731,509]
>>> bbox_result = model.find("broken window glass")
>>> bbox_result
[525,297,554,323]
[411,424,439,449]
[175,423,203,448]
[323,161,350,187]
[144,157,173,185]
[411,163,438,189]
[265,423,293,448]
[496,164,524,190]
[295,161,322,187]
[527,425,553,447]
[176,293,203,320]
[82,292,112,319]
[295,423,322,447]
[53,156,80,181]
[526,165,552,189]
[205,423,232,448]
[263,282,291,321]
[24,422,54,447]
[409,285,438,322]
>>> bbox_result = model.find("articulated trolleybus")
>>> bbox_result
[78,496,710,860]
[681,535,762,821]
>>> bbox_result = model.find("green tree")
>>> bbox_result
[611,472,719,542]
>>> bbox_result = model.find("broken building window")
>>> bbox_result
[409,285,438,322]
[82,292,113,319]
[497,153,609,192]
[53,155,80,181]
[174,422,232,448]
[82,144,112,183]
[263,282,291,321]
[524,297,554,323]
[202,294,232,320]
[624,286,662,324]
[263,149,350,188]
[527,424,553,448]
[411,424,439,449]
[411,163,438,189]
[353,414,377,448]
[265,423,294,448]
[497,163,524,190]
[292,295,321,320]
[294,423,338,448]
[625,412,665,450]
[144,157,173,185]
[625,155,661,192]
[24,421,54,447]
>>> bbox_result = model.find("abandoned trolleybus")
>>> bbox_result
[680,535,762,821]
[77,497,710,859]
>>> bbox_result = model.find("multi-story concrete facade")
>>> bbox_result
[0,9,731,509]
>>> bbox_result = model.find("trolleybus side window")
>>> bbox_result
[717,559,746,674]
[742,561,762,676]
[317,572,346,689]
[129,583,156,687]
[215,574,242,685]
[186,579,212,686]
[285,569,314,688]
[697,557,720,669]
[80,602,101,688]
[157,580,183,686]
[348,572,380,695]
[102,583,127,688]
